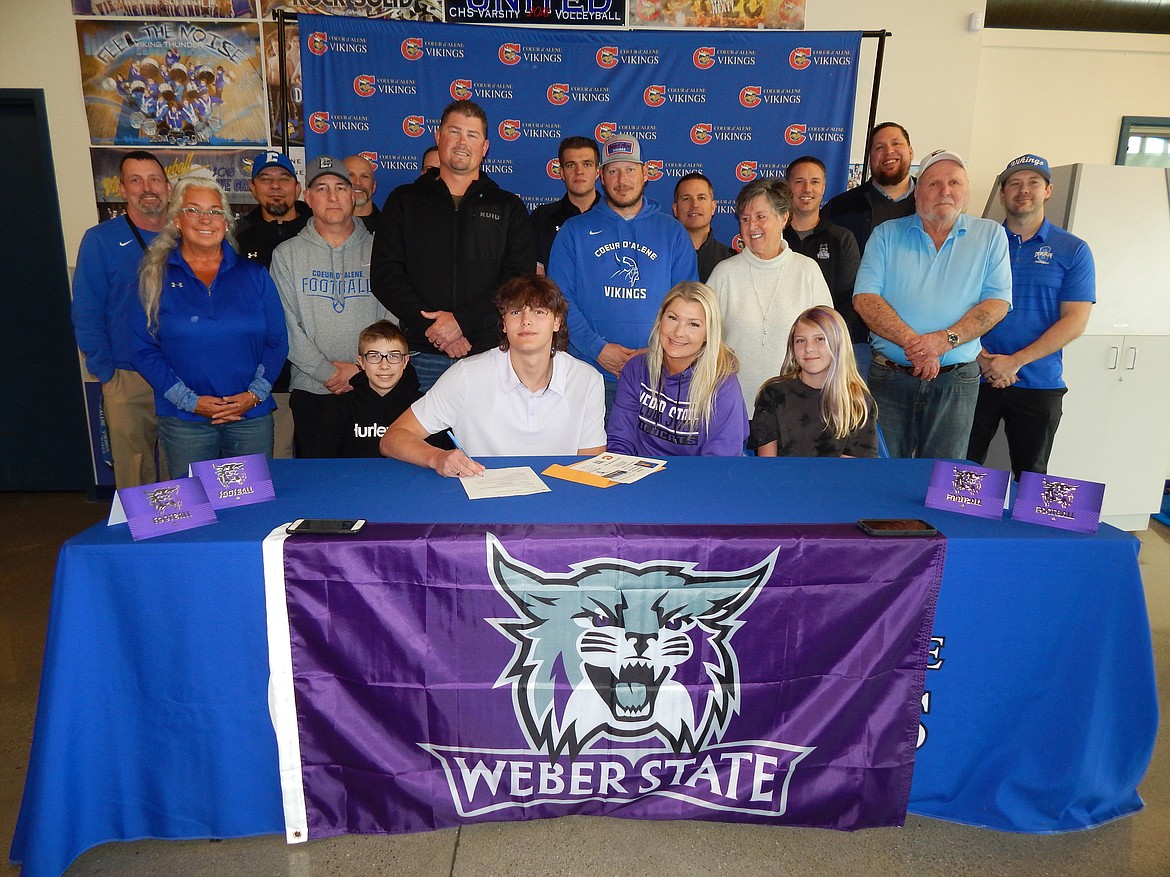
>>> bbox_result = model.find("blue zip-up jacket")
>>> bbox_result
[131,242,289,421]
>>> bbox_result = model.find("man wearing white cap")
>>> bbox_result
[271,156,392,457]
[966,154,1095,477]
[853,150,1012,459]
[548,135,697,408]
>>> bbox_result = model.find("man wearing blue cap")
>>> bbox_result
[236,150,310,269]
[966,154,1095,477]
[548,134,697,409]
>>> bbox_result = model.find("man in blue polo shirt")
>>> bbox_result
[72,150,172,487]
[966,154,1095,477]
[854,150,1012,459]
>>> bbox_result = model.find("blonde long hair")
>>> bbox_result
[762,306,874,440]
[645,281,739,432]
[138,173,237,331]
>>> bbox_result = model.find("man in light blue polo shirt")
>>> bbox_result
[854,150,1012,459]
[966,154,1095,477]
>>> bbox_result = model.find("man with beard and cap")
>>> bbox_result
[825,121,917,255]
[236,150,310,457]
[853,150,1012,459]
[72,150,172,487]
[966,154,1095,478]
[236,150,310,268]
[343,154,380,233]
[548,134,697,410]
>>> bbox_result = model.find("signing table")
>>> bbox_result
[10,457,1159,877]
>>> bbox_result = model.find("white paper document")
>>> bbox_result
[459,466,551,500]
[568,453,667,484]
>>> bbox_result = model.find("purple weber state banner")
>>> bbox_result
[263,523,945,840]
[298,16,860,245]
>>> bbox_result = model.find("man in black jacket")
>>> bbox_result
[824,122,916,255]
[371,100,537,391]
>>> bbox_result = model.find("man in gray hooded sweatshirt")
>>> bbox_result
[271,155,394,456]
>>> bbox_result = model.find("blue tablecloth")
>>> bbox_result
[10,457,1159,877]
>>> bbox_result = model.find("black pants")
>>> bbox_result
[966,383,1066,479]
[290,389,343,459]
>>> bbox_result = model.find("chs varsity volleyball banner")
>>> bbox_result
[298,16,860,244]
[263,523,944,840]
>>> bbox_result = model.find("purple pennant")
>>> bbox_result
[924,461,1010,520]
[116,477,217,540]
[190,453,275,510]
[1012,471,1105,534]
[267,523,946,840]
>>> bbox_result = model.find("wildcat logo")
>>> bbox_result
[595,122,617,142]
[736,161,758,182]
[401,38,423,61]
[597,46,619,69]
[785,124,807,145]
[690,124,713,145]
[645,160,663,181]
[547,83,569,105]
[499,119,521,141]
[450,79,472,101]
[308,112,330,135]
[547,159,561,179]
[739,86,761,108]
[145,486,181,514]
[353,75,375,98]
[422,535,816,820]
[1041,479,1078,508]
[644,85,666,107]
[789,47,811,69]
[307,32,328,57]
[402,115,426,137]
[951,468,985,496]
[213,462,246,488]
[499,43,521,65]
[487,535,777,757]
[693,47,715,69]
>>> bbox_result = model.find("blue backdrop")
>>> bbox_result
[300,16,860,245]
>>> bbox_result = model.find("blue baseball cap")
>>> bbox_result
[251,150,296,180]
[999,154,1050,186]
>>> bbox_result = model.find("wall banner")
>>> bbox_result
[443,0,627,27]
[299,15,860,244]
[73,0,257,16]
[77,19,267,147]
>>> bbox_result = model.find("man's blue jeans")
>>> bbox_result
[410,352,457,393]
[866,359,980,459]
[158,414,274,480]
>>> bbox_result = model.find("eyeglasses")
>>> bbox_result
[179,206,227,220]
[360,351,407,364]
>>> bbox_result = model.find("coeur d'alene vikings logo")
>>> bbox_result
[487,535,778,758]
[353,74,375,98]
[307,32,327,56]
[401,38,423,61]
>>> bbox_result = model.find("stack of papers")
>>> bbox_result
[543,453,667,488]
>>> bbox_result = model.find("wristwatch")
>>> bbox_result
[946,330,960,348]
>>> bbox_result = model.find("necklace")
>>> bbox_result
[747,257,786,337]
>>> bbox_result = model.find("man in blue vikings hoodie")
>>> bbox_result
[548,136,697,406]
[271,156,392,457]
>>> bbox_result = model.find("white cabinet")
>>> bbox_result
[1048,335,1170,531]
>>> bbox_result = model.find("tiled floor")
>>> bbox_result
[3,493,1167,877]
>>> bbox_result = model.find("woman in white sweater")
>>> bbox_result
[707,178,832,410]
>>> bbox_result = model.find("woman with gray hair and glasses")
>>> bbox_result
[131,172,288,478]
[707,178,832,412]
